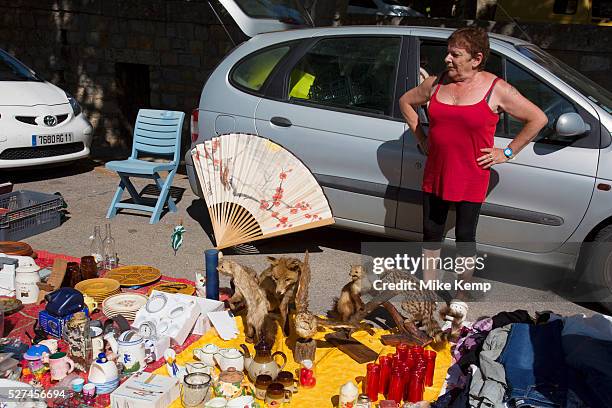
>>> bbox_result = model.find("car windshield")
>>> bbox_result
[233,0,312,25]
[0,50,40,81]
[517,44,612,115]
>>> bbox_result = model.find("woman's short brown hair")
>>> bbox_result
[448,27,490,71]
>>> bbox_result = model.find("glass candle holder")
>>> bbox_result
[365,363,380,402]
[423,349,437,387]
[387,369,404,403]
[378,355,392,397]
[181,372,211,408]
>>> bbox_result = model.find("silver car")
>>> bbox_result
[187,0,612,309]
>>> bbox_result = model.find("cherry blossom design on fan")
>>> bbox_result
[191,133,334,248]
[259,170,322,228]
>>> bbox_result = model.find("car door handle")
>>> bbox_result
[270,117,292,127]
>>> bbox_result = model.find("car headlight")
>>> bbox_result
[65,92,82,116]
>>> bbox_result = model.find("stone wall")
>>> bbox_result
[1,1,609,159]
[0,0,232,157]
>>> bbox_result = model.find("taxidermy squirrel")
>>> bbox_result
[259,256,302,336]
[217,259,276,345]
[330,265,366,322]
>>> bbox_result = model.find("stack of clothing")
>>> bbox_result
[432,311,612,408]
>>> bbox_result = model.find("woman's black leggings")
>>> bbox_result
[422,192,482,257]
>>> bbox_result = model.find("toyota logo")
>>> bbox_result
[43,115,57,127]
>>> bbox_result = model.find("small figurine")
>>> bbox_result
[331,265,366,322]
[195,272,206,297]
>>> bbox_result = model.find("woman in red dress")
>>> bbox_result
[399,27,547,310]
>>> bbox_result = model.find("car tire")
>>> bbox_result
[578,224,612,314]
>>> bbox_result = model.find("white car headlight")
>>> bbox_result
[65,92,82,116]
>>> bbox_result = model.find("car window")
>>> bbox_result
[287,36,401,116]
[0,50,40,82]
[505,60,577,143]
[419,41,504,134]
[231,44,292,93]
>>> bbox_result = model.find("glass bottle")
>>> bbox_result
[103,223,117,270]
[90,226,103,269]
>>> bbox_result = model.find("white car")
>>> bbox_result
[0,49,92,169]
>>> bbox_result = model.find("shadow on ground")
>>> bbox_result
[0,158,97,184]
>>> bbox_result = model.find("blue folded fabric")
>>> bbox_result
[498,320,567,407]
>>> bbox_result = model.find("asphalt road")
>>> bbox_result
[4,159,598,326]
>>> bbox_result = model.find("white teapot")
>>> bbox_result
[214,348,244,371]
[106,330,154,373]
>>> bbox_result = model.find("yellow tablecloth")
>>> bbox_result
[154,317,451,407]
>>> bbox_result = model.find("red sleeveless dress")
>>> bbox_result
[422,77,500,203]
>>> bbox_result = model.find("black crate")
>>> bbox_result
[0,190,64,241]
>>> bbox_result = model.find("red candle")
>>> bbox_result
[423,350,437,387]
[387,369,404,403]
[405,354,416,370]
[402,364,412,402]
[366,363,380,402]
[408,371,425,402]
[410,345,424,357]
[396,343,409,363]
[378,356,392,396]
[392,353,402,371]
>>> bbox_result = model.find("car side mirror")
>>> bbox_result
[554,112,590,141]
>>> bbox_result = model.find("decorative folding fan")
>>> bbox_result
[191,133,334,249]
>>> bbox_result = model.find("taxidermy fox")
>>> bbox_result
[260,256,302,336]
[217,259,276,345]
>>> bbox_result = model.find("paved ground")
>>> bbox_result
[4,159,598,327]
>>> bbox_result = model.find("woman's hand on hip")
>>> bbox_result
[477,147,507,168]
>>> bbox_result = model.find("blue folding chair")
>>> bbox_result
[105,109,185,224]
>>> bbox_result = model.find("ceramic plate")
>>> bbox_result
[104,265,161,287]
[147,282,196,295]
[0,297,22,315]
[0,241,33,256]
[102,293,147,313]
[75,278,121,295]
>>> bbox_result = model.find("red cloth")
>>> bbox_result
[5,250,233,407]
[422,77,500,203]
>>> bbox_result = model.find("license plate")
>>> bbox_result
[32,133,74,146]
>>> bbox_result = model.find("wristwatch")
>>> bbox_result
[503,147,514,160]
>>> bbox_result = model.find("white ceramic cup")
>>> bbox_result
[83,383,96,398]
[193,343,219,366]
[90,327,105,360]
